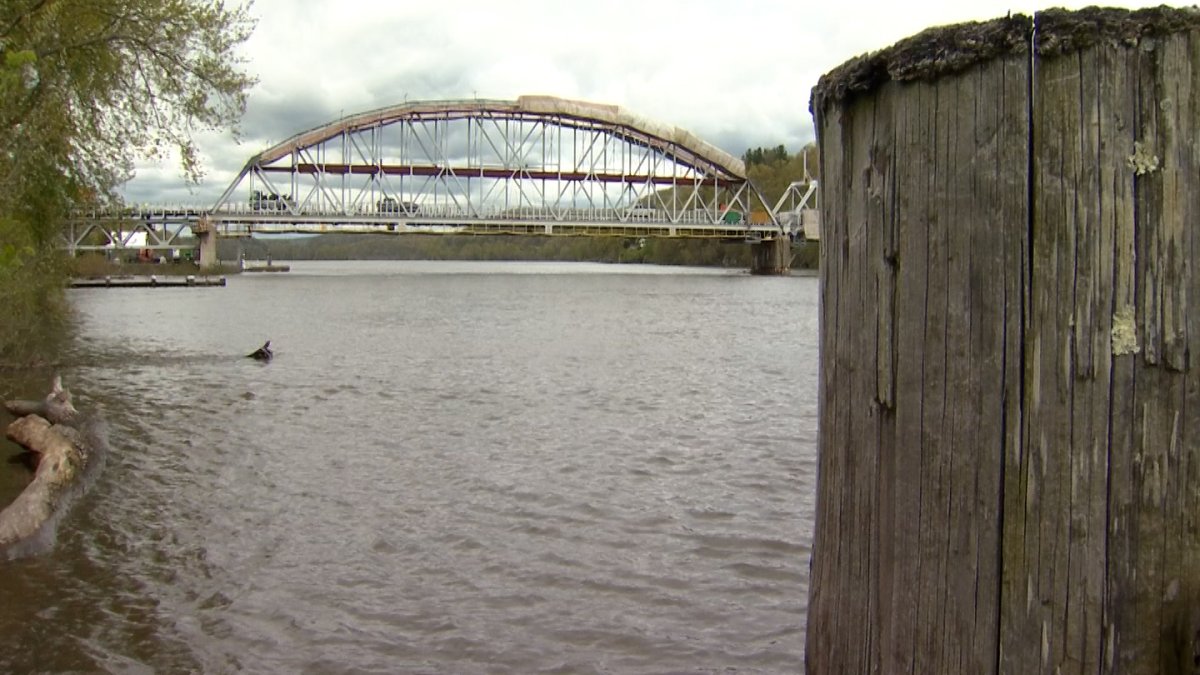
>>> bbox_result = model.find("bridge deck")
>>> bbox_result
[65,207,786,251]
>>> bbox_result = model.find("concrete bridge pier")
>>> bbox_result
[749,237,791,275]
[195,217,218,269]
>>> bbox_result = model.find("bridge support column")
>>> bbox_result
[195,217,218,269]
[749,237,790,275]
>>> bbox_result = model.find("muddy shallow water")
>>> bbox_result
[0,260,817,673]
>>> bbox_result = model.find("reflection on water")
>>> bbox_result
[0,261,818,673]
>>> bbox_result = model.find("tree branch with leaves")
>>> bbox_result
[0,0,256,361]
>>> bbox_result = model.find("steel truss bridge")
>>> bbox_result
[65,95,816,259]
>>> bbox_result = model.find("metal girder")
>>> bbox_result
[772,180,819,240]
[210,96,782,235]
[73,97,791,251]
[62,210,201,252]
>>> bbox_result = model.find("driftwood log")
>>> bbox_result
[807,6,1200,675]
[4,375,78,424]
[0,378,101,560]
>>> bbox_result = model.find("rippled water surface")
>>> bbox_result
[0,260,818,673]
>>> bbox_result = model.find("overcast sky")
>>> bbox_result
[123,0,1173,205]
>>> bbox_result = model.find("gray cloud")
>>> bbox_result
[121,0,1165,205]
[240,91,345,145]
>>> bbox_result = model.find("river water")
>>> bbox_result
[0,260,817,674]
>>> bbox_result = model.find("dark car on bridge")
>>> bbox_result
[629,204,656,220]
[378,197,419,215]
[250,190,295,212]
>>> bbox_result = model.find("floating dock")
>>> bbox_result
[71,275,227,288]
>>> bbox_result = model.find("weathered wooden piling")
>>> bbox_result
[807,7,1200,674]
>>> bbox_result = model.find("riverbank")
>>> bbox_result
[226,232,821,270]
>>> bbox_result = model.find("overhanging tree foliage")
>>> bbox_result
[0,0,256,361]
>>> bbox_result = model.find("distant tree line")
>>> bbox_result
[223,234,760,269]
[743,145,791,167]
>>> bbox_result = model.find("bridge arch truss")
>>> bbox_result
[209,95,780,238]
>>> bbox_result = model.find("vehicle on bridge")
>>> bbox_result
[250,190,295,212]
[377,197,420,215]
[629,204,657,220]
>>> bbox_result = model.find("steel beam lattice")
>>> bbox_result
[66,96,785,252]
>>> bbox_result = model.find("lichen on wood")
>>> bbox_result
[1112,306,1141,355]
[810,5,1200,118]
[1035,5,1200,56]
[1128,141,1160,175]
[809,14,1031,115]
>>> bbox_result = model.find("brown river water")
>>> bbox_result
[0,260,817,673]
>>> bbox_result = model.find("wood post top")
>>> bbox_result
[810,6,1200,116]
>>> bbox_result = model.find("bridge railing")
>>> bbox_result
[65,199,787,250]
[73,200,776,226]
[200,202,764,226]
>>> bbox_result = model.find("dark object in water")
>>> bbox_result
[248,340,273,361]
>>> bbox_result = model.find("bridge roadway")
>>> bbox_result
[65,203,785,253]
